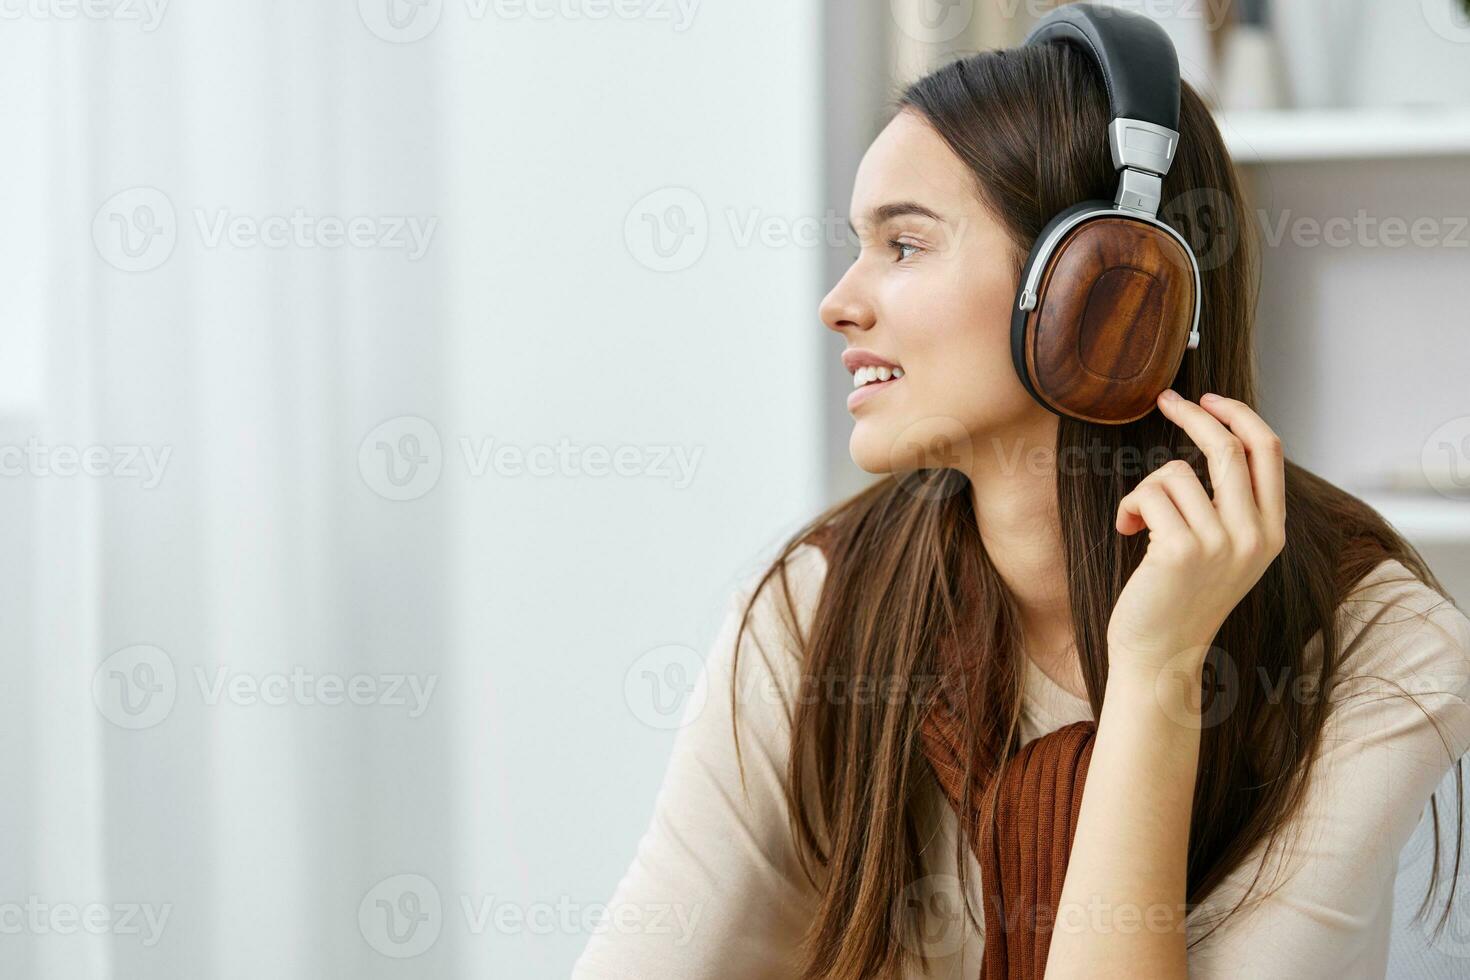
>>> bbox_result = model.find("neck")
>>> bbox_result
[964,420,1078,680]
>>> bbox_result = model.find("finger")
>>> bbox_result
[1117,482,1189,540]
[1155,390,1257,531]
[1152,460,1227,544]
[1196,393,1286,536]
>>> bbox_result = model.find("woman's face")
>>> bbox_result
[821,109,1055,475]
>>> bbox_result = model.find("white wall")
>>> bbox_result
[442,4,825,976]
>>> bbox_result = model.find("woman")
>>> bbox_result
[573,31,1470,980]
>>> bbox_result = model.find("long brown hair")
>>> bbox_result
[729,39,1465,980]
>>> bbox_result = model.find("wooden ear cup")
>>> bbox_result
[1016,215,1197,424]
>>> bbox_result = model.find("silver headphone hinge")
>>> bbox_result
[1109,118,1179,176]
[1114,168,1162,218]
[1109,117,1178,219]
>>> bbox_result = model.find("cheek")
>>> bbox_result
[847,264,1036,473]
[908,268,1027,416]
[852,246,1046,473]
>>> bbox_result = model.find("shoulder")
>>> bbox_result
[1340,557,1464,627]
[659,538,835,769]
[1308,557,1470,772]
[1186,560,1470,970]
[1327,557,1470,696]
[722,539,832,664]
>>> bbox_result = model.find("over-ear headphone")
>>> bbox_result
[1012,2,1202,425]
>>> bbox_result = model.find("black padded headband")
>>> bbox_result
[1023,2,1181,133]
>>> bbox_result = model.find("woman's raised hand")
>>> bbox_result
[1106,390,1287,682]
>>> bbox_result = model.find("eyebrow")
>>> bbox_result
[846,201,946,237]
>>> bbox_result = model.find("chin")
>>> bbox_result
[849,411,980,477]
[849,425,895,474]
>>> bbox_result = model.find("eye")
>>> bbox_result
[889,239,922,261]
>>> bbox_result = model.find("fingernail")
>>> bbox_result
[1160,389,1180,402]
[1201,392,1219,402]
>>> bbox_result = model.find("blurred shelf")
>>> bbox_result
[1214,108,1470,163]
[1358,491,1470,544]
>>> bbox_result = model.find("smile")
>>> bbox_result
[847,366,903,411]
[851,365,904,389]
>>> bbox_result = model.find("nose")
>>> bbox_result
[819,264,875,336]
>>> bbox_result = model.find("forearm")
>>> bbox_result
[1044,662,1202,980]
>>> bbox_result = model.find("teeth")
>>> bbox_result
[851,364,903,388]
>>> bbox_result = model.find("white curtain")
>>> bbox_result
[2,2,826,978]
[4,4,456,978]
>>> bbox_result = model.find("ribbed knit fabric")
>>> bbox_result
[921,695,1097,980]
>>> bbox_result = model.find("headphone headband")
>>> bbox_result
[1024,3,1182,216]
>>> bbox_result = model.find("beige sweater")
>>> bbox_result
[573,543,1470,979]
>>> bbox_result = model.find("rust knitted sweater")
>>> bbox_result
[921,694,1097,979]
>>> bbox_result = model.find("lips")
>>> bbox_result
[841,348,901,375]
[841,348,904,412]
[846,366,903,410]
